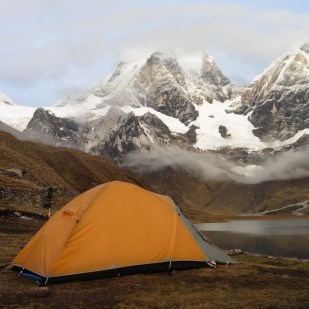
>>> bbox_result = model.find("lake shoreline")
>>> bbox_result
[201,213,309,223]
[197,218,309,259]
[1,216,308,308]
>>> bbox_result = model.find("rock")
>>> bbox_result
[201,53,230,87]
[14,211,21,217]
[140,52,199,124]
[20,216,34,221]
[227,249,243,255]
[267,256,278,260]
[28,287,50,297]
[6,168,23,178]
[218,125,231,138]
[183,125,198,145]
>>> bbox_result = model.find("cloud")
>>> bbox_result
[124,147,232,181]
[123,146,309,184]
[244,149,309,183]
[0,1,309,105]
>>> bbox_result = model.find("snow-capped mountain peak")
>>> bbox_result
[248,43,309,95]
[240,42,309,141]
[1,44,308,164]
[57,49,233,120]
[201,53,230,86]
[108,58,147,84]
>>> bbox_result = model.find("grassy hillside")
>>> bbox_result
[0,131,148,213]
[142,167,309,217]
[1,129,308,219]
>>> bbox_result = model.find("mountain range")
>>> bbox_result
[0,43,308,215]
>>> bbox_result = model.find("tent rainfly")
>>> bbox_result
[12,181,235,284]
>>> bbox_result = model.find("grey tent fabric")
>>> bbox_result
[175,205,236,264]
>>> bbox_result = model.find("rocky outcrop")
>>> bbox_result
[84,106,206,163]
[200,53,231,100]
[135,52,198,124]
[183,125,198,145]
[241,43,309,141]
[201,54,230,87]
[218,125,231,138]
[24,108,80,146]
[86,108,173,163]
[146,85,198,125]
[139,112,172,142]
[90,113,155,163]
[184,53,232,104]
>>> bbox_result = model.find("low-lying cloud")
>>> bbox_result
[123,146,309,184]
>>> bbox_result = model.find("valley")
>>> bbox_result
[0,44,309,217]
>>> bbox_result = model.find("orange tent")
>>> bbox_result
[12,181,235,284]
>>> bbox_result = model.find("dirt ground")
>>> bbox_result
[0,217,308,309]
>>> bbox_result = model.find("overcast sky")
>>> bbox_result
[0,0,308,107]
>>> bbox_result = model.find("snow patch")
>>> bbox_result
[120,106,188,134]
[0,102,35,131]
[117,59,147,82]
[193,100,266,150]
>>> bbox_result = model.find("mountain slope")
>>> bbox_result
[85,107,174,162]
[24,108,80,146]
[1,45,308,164]
[88,50,232,120]
[0,92,36,131]
[241,43,309,141]
[141,167,309,216]
[0,130,148,212]
[18,50,264,161]
[0,120,28,140]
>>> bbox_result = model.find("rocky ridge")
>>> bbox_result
[240,43,309,141]
[88,50,234,124]
[1,45,308,165]
[11,50,234,161]
[24,108,79,147]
